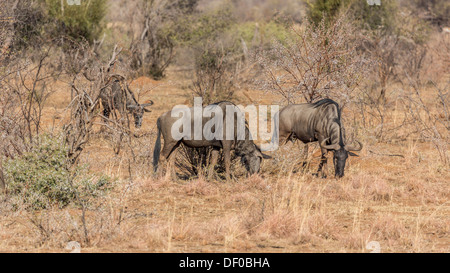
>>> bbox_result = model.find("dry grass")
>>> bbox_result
[0,67,448,253]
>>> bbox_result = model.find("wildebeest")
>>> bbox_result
[153,101,271,179]
[269,99,362,178]
[99,75,153,128]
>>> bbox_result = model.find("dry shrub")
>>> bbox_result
[0,45,62,158]
[0,177,133,250]
[190,40,242,105]
[424,32,449,83]
[257,13,371,105]
[128,0,198,79]
[400,81,449,165]
[63,41,141,163]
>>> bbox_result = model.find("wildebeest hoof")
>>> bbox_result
[312,173,327,178]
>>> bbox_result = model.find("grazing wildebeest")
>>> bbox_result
[153,101,271,180]
[99,76,153,128]
[269,99,362,178]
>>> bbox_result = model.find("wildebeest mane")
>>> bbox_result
[313,98,343,145]
[312,99,341,124]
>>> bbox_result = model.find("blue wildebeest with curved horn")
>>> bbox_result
[268,99,362,178]
[99,75,154,128]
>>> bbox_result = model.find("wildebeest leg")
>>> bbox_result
[101,100,111,121]
[100,103,111,132]
[161,141,179,180]
[279,130,292,146]
[208,148,220,180]
[103,108,110,120]
[165,149,178,181]
[301,143,309,167]
[316,147,328,178]
[222,142,232,181]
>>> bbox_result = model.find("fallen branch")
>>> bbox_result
[368,150,405,158]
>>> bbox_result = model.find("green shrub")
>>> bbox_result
[175,3,235,47]
[306,0,397,31]
[306,0,343,25]
[3,134,110,210]
[45,0,106,42]
[348,0,397,32]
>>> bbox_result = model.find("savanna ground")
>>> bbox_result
[0,68,448,253]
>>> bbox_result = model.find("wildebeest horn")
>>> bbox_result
[320,138,340,151]
[142,100,154,112]
[255,145,272,159]
[344,140,363,152]
[141,100,154,107]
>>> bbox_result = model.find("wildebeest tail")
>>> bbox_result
[153,117,162,172]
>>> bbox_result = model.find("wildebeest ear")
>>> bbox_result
[348,151,359,157]
[143,108,152,112]
[261,153,272,159]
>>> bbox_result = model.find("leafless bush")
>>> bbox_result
[401,79,449,165]
[64,43,134,163]
[359,11,431,104]
[355,12,433,140]
[129,0,198,79]
[257,14,371,106]
[0,0,45,63]
[0,45,62,159]
[424,32,450,84]
[361,33,401,105]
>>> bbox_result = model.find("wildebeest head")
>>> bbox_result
[320,138,362,178]
[126,101,154,128]
[240,145,272,175]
